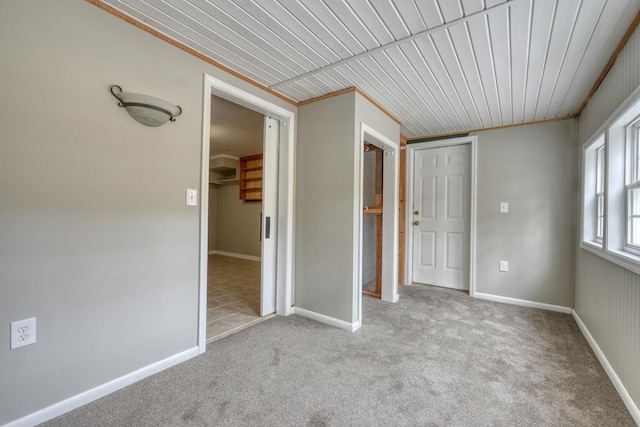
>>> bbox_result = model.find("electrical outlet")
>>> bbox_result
[499,260,509,272]
[500,202,509,213]
[11,318,36,349]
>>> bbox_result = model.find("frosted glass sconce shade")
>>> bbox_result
[110,85,182,127]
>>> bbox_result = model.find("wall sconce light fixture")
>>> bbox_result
[110,85,182,127]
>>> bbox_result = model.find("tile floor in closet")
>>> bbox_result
[206,254,266,341]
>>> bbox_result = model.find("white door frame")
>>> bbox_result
[355,124,400,327]
[198,74,296,352]
[406,135,478,296]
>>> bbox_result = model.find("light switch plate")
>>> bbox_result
[500,202,509,213]
[186,188,198,206]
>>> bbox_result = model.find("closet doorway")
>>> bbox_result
[362,143,383,298]
[206,95,278,341]
[355,124,400,328]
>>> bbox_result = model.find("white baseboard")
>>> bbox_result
[293,307,361,332]
[473,292,572,314]
[572,310,640,425]
[5,347,200,427]
[210,250,260,262]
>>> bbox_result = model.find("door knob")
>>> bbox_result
[414,211,419,215]
[413,221,419,226]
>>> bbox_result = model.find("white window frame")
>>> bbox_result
[581,84,640,275]
[582,134,605,248]
[596,144,605,243]
[625,120,640,255]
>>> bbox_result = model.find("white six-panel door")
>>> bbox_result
[412,144,470,290]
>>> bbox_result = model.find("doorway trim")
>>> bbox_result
[406,135,478,296]
[198,74,296,353]
[355,124,400,327]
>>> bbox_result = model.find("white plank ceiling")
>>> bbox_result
[100,0,640,137]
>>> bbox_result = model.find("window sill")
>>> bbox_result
[580,241,603,253]
[580,242,640,276]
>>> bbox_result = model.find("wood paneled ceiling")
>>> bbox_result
[98,0,640,138]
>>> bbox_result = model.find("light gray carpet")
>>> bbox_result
[42,284,634,426]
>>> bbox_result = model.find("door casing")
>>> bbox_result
[198,74,296,353]
[406,136,478,296]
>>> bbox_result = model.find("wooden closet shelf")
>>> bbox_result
[363,205,382,214]
[239,153,264,202]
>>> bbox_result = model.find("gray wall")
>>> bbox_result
[355,92,401,145]
[0,1,295,424]
[213,185,262,257]
[295,92,357,322]
[475,119,577,307]
[575,21,640,407]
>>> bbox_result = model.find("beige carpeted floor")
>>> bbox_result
[41,284,635,426]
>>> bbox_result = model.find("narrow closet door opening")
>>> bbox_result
[362,143,383,299]
[355,124,399,327]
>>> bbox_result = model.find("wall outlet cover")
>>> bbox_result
[499,260,509,272]
[11,317,36,349]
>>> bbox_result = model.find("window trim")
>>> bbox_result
[596,144,605,243]
[581,134,604,248]
[625,120,640,255]
[581,83,640,276]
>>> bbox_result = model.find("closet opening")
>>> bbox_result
[362,143,383,299]
[206,95,277,341]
